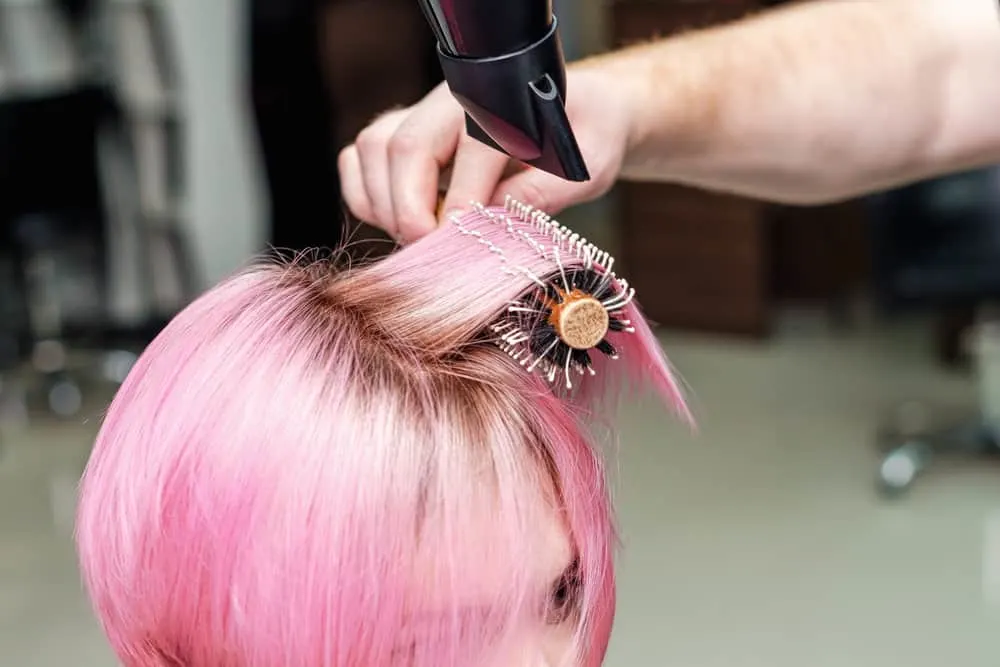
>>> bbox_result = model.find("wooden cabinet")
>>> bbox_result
[320,0,440,147]
[620,182,771,335]
[611,0,772,336]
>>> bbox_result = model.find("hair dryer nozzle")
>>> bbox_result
[436,17,590,183]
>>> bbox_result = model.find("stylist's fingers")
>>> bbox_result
[439,133,510,220]
[387,85,466,242]
[493,166,608,217]
[337,144,375,224]
[353,109,407,238]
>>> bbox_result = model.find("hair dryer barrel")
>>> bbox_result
[416,0,590,183]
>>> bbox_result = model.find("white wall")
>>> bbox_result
[166,0,266,288]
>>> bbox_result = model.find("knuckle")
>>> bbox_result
[387,129,423,158]
[354,125,381,153]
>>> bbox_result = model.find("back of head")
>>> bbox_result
[76,200,689,667]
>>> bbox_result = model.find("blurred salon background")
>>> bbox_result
[0,1,998,665]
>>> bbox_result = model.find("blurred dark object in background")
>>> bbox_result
[249,0,340,256]
[53,0,95,25]
[0,86,112,345]
[248,0,441,257]
[0,85,121,420]
[871,167,1000,313]
[869,166,1000,495]
[872,169,1000,369]
[0,0,197,422]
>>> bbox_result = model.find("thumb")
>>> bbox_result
[489,167,603,216]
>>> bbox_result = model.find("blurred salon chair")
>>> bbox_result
[868,166,1000,496]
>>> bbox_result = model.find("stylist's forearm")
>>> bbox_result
[598,0,1000,204]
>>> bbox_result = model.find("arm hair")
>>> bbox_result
[597,0,1000,203]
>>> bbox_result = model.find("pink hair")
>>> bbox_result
[76,202,688,666]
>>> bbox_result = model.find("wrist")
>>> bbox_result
[580,39,713,181]
[615,49,661,176]
[571,46,655,166]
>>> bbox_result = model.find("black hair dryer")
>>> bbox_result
[417,0,590,182]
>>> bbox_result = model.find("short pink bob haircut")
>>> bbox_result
[76,200,689,667]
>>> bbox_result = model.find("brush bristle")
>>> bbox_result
[451,197,639,392]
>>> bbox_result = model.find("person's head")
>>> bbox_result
[76,200,688,667]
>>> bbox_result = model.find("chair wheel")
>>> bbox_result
[877,440,930,496]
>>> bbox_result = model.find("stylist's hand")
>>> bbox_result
[338,63,638,243]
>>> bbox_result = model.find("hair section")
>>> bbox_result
[76,201,688,667]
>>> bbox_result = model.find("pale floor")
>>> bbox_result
[1,319,998,667]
